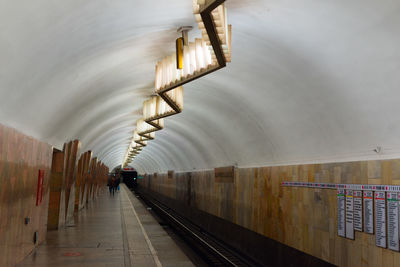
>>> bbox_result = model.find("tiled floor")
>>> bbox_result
[18,185,194,267]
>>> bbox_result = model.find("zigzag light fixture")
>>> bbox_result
[122,0,231,168]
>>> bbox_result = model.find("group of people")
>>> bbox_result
[107,174,121,196]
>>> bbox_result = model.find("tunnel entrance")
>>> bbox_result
[121,167,138,189]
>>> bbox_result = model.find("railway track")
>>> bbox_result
[132,189,263,267]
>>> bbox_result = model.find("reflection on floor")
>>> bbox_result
[19,185,194,267]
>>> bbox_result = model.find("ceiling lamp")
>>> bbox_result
[143,87,183,122]
[136,118,162,140]
[193,1,231,64]
[155,40,214,92]
[123,141,142,166]
[133,130,151,146]
[155,0,232,97]
[122,0,231,167]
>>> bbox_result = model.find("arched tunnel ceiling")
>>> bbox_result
[1,0,400,173]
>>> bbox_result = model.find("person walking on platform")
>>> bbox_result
[108,175,116,196]
[107,175,111,194]
[115,176,121,192]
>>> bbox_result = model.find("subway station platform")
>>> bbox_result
[18,185,194,267]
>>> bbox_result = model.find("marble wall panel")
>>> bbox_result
[0,124,52,267]
[139,158,400,267]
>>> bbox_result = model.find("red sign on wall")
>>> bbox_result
[36,170,44,206]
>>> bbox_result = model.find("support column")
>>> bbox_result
[47,149,65,230]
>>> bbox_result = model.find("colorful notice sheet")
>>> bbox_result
[364,191,374,234]
[353,190,363,232]
[375,191,386,248]
[338,189,345,237]
[345,190,354,239]
[387,192,399,251]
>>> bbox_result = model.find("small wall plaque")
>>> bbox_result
[215,166,234,183]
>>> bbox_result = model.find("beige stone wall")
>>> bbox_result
[139,160,400,267]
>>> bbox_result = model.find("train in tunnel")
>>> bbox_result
[120,167,138,189]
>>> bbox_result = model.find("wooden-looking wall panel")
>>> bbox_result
[215,166,234,183]
[74,153,84,211]
[141,158,400,267]
[80,151,92,209]
[93,161,101,198]
[86,157,97,204]
[0,124,52,267]
[64,140,80,224]
[175,172,189,203]
[47,150,65,230]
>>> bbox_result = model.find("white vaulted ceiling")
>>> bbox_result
[1,0,400,173]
